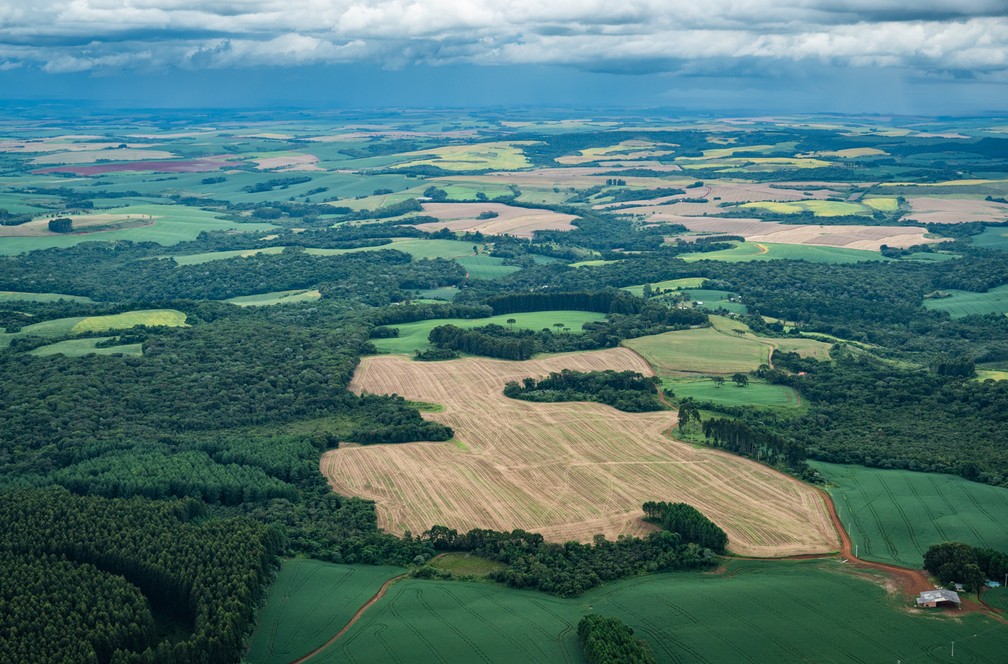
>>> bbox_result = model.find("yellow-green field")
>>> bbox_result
[226,289,322,307]
[740,200,869,216]
[393,142,533,171]
[29,337,144,358]
[863,197,900,211]
[622,277,706,296]
[72,310,187,333]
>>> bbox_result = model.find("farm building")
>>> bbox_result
[916,589,961,608]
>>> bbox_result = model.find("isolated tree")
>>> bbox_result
[712,376,725,389]
[731,373,749,388]
[506,318,517,329]
[554,322,565,332]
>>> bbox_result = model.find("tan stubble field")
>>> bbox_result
[321,348,837,557]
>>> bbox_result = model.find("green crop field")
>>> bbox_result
[971,225,1008,250]
[666,378,802,409]
[923,285,1008,318]
[812,461,1008,569]
[1,309,187,348]
[296,560,1008,664]
[624,326,771,375]
[428,553,506,577]
[0,204,277,255]
[741,200,870,216]
[0,291,93,303]
[413,286,460,301]
[171,247,287,265]
[680,289,747,314]
[245,559,404,664]
[622,277,707,296]
[680,241,886,264]
[371,310,608,355]
[456,255,520,279]
[225,289,322,306]
[29,337,144,357]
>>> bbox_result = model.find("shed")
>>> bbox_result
[916,589,961,608]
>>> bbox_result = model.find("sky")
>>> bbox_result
[0,1,1006,113]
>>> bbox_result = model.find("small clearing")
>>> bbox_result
[322,349,836,557]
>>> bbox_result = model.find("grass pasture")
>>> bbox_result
[225,289,321,307]
[924,285,1008,318]
[245,559,404,664]
[2,309,187,348]
[622,277,707,296]
[741,200,869,217]
[624,326,770,375]
[680,241,886,264]
[302,559,1008,664]
[371,310,607,355]
[428,553,506,577]
[971,225,1008,250]
[0,291,92,303]
[29,337,144,357]
[812,461,1008,569]
[666,378,802,409]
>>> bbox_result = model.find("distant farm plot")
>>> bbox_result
[904,197,1008,224]
[1,309,187,349]
[924,285,1008,318]
[0,205,276,255]
[555,140,676,165]
[225,289,322,307]
[306,559,1008,664]
[972,225,1008,250]
[657,217,931,252]
[389,142,534,171]
[245,559,404,664]
[323,349,836,556]
[623,319,831,377]
[0,291,92,303]
[370,310,607,355]
[29,337,143,358]
[621,278,706,296]
[679,241,886,263]
[416,202,576,238]
[812,461,1008,569]
[740,200,869,217]
[171,246,287,265]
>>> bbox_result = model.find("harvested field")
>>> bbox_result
[416,202,576,237]
[30,148,176,165]
[252,153,321,171]
[652,216,934,250]
[0,213,156,237]
[904,197,1008,224]
[322,349,837,557]
[33,155,238,175]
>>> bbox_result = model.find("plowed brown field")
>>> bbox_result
[321,348,837,557]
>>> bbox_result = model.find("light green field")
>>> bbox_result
[455,255,520,279]
[372,310,607,355]
[0,205,277,255]
[2,309,187,348]
[428,553,506,577]
[292,559,1008,664]
[569,259,619,268]
[741,200,869,216]
[622,277,706,296]
[245,559,404,664]
[414,286,460,301]
[680,241,886,264]
[625,316,831,377]
[863,197,900,211]
[171,246,287,265]
[924,285,1008,318]
[225,289,322,307]
[971,225,1008,251]
[666,378,802,409]
[813,461,1008,569]
[0,291,92,303]
[680,289,747,314]
[392,142,533,171]
[29,337,143,357]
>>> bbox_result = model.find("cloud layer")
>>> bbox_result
[1,0,1006,77]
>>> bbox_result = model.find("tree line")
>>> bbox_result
[504,369,664,412]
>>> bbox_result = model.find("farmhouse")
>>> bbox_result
[915,589,961,608]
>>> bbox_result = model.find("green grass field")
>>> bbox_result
[0,204,277,255]
[371,310,608,355]
[680,241,886,264]
[171,246,287,265]
[1,309,187,348]
[287,559,1008,664]
[812,461,1008,569]
[0,291,93,303]
[741,200,870,217]
[923,285,1008,318]
[624,326,771,375]
[29,337,143,357]
[666,378,802,409]
[428,553,506,577]
[413,286,459,301]
[971,225,1008,251]
[225,289,322,307]
[680,289,747,314]
[245,559,404,664]
[622,277,707,296]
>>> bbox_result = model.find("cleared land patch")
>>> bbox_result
[813,461,1008,569]
[416,202,576,238]
[390,142,533,171]
[924,285,1008,318]
[905,197,1008,224]
[678,240,887,263]
[322,349,836,556]
[225,289,322,307]
[29,337,144,358]
[666,379,802,409]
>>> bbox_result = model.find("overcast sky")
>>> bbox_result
[0,1,1005,113]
